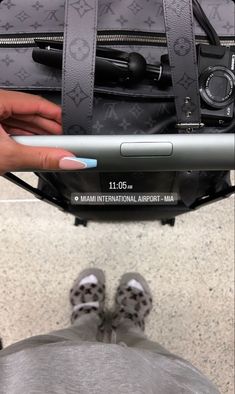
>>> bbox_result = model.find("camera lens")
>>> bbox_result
[199,66,235,109]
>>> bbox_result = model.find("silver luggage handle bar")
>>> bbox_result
[13,134,235,172]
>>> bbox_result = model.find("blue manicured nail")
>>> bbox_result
[77,158,97,169]
[59,157,97,170]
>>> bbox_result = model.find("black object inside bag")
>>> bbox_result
[0,0,234,224]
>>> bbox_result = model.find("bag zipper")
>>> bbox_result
[0,31,234,47]
[0,33,63,47]
[98,31,235,47]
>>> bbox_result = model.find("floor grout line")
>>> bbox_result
[0,199,41,203]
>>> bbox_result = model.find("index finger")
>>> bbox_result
[0,90,62,124]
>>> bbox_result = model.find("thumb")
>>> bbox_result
[15,144,83,171]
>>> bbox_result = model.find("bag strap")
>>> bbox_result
[62,0,98,135]
[163,0,203,131]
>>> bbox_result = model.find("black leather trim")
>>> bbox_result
[163,0,201,126]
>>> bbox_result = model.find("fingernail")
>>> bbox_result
[59,157,97,170]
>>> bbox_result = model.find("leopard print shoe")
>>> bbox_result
[112,273,153,331]
[70,268,105,325]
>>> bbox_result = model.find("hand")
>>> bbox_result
[0,90,94,175]
[0,124,76,175]
[0,89,63,136]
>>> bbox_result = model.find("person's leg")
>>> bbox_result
[0,268,106,357]
[50,268,105,342]
[110,273,171,356]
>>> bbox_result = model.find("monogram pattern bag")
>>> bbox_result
[0,0,234,223]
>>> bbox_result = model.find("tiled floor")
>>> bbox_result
[0,173,234,393]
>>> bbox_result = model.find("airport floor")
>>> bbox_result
[0,173,234,394]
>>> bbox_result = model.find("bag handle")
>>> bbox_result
[62,0,98,135]
[162,0,203,131]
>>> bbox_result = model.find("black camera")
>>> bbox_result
[198,44,235,125]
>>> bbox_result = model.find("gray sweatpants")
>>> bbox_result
[0,313,169,357]
[0,315,220,394]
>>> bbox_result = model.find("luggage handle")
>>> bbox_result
[12,134,235,172]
